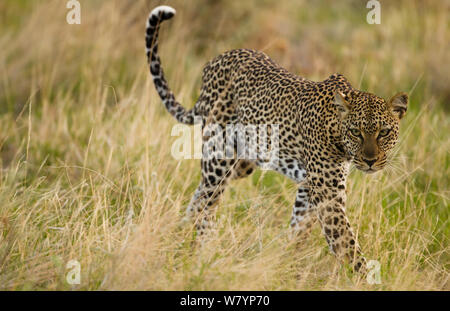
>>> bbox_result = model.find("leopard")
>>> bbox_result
[145,5,408,274]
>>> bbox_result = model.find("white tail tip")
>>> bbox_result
[150,5,176,17]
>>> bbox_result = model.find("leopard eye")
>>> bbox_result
[349,128,361,137]
[378,128,390,137]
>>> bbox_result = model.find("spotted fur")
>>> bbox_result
[145,6,408,274]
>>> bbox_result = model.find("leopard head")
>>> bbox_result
[334,89,408,173]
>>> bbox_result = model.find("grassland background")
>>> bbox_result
[0,0,448,290]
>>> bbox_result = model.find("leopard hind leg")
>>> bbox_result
[185,157,237,237]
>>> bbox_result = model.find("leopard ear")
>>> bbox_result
[334,90,351,118]
[388,92,408,119]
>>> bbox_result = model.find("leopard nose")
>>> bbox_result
[363,158,377,167]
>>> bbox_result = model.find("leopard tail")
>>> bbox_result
[145,6,198,125]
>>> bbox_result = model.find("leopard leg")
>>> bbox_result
[185,157,236,236]
[257,157,316,239]
[186,112,236,237]
[307,162,367,274]
[289,184,318,240]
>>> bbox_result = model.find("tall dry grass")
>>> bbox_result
[0,0,448,290]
